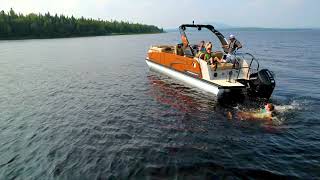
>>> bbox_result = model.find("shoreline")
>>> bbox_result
[0,32,165,41]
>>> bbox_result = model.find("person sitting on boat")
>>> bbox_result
[237,103,276,121]
[195,41,206,58]
[198,40,206,52]
[175,43,185,56]
[204,44,225,65]
[205,42,212,50]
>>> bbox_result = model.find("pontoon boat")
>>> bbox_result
[146,24,275,99]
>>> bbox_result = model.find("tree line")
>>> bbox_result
[0,8,164,39]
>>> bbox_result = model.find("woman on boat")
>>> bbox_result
[203,43,225,64]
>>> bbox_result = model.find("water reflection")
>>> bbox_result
[148,73,246,114]
[147,73,291,128]
[146,72,262,115]
[148,74,205,113]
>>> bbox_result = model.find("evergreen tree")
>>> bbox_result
[0,9,164,39]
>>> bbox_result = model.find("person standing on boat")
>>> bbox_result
[227,34,242,54]
[224,35,242,63]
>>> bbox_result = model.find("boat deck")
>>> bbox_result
[210,80,245,88]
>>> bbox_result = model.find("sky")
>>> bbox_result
[1,0,319,29]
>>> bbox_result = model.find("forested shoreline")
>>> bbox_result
[0,9,164,40]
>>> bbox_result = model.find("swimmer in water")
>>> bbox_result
[236,103,276,121]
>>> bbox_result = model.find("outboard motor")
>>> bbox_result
[248,69,275,99]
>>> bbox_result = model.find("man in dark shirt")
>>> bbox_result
[227,34,242,54]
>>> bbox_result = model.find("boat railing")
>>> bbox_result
[232,52,260,79]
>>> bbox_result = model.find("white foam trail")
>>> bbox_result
[275,100,301,113]
[271,100,302,125]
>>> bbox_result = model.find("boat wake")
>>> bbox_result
[266,97,313,126]
[228,98,305,126]
[274,100,301,113]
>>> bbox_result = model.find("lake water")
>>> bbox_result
[0,30,320,179]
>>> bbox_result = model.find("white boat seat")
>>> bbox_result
[150,45,174,53]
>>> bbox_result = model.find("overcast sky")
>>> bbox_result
[1,0,319,28]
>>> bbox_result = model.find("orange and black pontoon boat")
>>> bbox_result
[146,24,275,99]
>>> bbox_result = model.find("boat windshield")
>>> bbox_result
[184,28,225,53]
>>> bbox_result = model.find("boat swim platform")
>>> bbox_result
[209,79,245,88]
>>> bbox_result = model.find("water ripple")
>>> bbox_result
[0,30,320,179]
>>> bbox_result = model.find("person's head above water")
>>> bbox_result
[265,103,275,112]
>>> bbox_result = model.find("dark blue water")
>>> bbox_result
[0,30,319,179]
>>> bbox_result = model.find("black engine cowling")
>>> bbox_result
[248,69,276,99]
